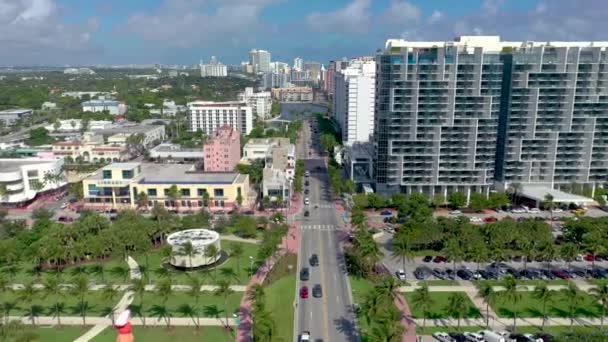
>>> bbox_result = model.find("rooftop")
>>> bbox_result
[246,137,290,146]
[0,108,32,115]
[150,143,202,153]
[82,100,120,106]
[167,229,219,248]
[520,185,595,204]
[0,158,59,172]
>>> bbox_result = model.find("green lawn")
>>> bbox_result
[3,290,124,317]
[349,276,374,304]
[92,326,234,342]
[417,280,458,286]
[130,291,244,319]
[265,274,296,342]
[31,326,91,341]
[403,292,481,319]
[492,291,604,318]
[1,241,258,286]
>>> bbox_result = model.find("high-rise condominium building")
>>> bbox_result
[238,87,272,119]
[374,35,608,199]
[187,101,253,136]
[293,57,303,72]
[200,57,227,77]
[333,57,376,146]
[249,49,271,74]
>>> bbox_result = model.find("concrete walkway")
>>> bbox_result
[7,283,247,292]
[411,316,608,328]
[8,315,236,327]
[221,235,260,244]
[74,256,141,342]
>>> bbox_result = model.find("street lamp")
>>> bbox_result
[249,256,254,277]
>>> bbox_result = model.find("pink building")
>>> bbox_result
[203,126,241,172]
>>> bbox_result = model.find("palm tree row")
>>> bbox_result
[360,277,403,341]
[247,284,277,341]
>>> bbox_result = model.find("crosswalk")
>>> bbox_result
[306,204,334,209]
[300,224,338,231]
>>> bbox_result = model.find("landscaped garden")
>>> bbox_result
[491,290,604,318]
[403,292,481,319]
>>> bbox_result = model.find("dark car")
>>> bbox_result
[414,266,432,280]
[57,216,73,223]
[300,268,310,281]
[242,210,255,215]
[380,210,392,216]
[591,267,608,279]
[480,269,499,280]
[300,286,309,299]
[542,269,556,280]
[433,256,447,263]
[422,256,433,263]
[570,267,589,278]
[506,268,521,278]
[521,269,541,280]
[304,211,310,217]
[310,254,319,267]
[312,284,323,298]
[305,180,309,186]
[432,268,447,279]
[456,268,473,280]
[304,189,309,194]
[445,269,456,280]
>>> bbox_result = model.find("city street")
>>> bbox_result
[294,118,358,342]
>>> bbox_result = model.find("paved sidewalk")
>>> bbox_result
[394,293,417,342]
[8,316,235,327]
[399,283,596,293]
[221,235,260,244]
[75,256,141,342]
[412,316,608,328]
[7,283,247,292]
[236,217,299,342]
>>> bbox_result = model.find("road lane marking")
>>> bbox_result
[318,231,331,342]
[336,295,340,304]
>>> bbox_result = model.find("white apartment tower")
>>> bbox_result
[187,101,253,135]
[238,87,272,119]
[293,57,303,71]
[333,57,376,146]
[200,57,228,77]
[249,49,271,73]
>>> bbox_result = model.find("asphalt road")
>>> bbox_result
[294,119,358,342]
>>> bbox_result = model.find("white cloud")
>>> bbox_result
[0,0,99,65]
[306,0,372,34]
[428,10,443,24]
[384,0,421,24]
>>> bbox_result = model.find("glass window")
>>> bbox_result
[88,184,98,191]
[102,170,112,179]
[122,170,133,179]
[148,189,157,197]
[214,189,224,197]
[181,189,190,197]
[197,189,208,197]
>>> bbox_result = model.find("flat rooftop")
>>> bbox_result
[82,100,120,106]
[0,108,32,114]
[0,158,57,172]
[91,124,162,134]
[520,185,595,204]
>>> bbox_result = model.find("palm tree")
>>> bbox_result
[563,283,583,331]
[177,303,199,329]
[187,276,203,329]
[214,279,234,328]
[102,283,120,325]
[42,276,65,327]
[391,233,413,278]
[229,244,244,277]
[150,304,173,328]
[533,282,554,331]
[2,302,16,326]
[89,263,105,283]
[72,276,89,326]
[180,241,197,268]
[110,265,130,283]
[543,193,555,227]
[247,283,266,310]
[411,283,433,330]
[502,275,521,332]
[560,243,579,272]
[129,278,147,326]
[156,279,173,304]
[507,182,522,205]
[18,282,39,326]
[137,191,149,210]
[443,239,464,280]
[204,245,220,279]
[446,292,468,329]
[590,281,608,331]
[477,281,497,328]
[167,184,181,212]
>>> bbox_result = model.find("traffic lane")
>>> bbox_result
[302,230,326,341]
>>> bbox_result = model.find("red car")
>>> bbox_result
[433,256,447,263]
[552,269,571,279]
[300,286,309,299]
[484,217,498,223]
[585,254,597,262]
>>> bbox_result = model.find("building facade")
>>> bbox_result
[82,162,250,211]
[271,87,313,102]
[293,57,303,72]
[0,157,67,206]
[52,140,129,163]
[249,49,271,74]
[200,57,228,77]
[82,100,127,116]
[0,108,33,126]
[187,101,253,135]
[203,126,241,172]
[374,35,608,200]
[149,143,204,163]
[333,58,376,145]
[242,138,291,161]
[238,87,272,118]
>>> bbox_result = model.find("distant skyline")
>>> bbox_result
[1,0,607,66]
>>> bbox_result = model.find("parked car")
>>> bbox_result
[433,256,447,263]
[380,210,392,216]
[305,171,310,177]
[511,208,526,213]
[484,217,498,223]
[552,269,571,279]
[432,332,456,342]
[470,217,483,223]
[300,286,309,299]
[528,208,541,214]
[60,202,68,209]
[445,269,456,280]
[396,269,407,281]
[450,210,462,215]
[551,208,563,213]
[432,268,447,280]
[299,331,311,342]
[57,216,73,223]
[304,198,310,205]
[457,268,474,280]
[304,211,310,217]
[309,254,319,266]
[414,266,432,280]
[464,332,484,342]
[423,255,433,263]
[585,253,598,262]
[300,268,310,281]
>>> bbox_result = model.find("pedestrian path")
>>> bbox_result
[310,203,334,209]
[300,224,338,231]
[412,316,608,328]
[8,315,235,327]
[6,283,246,292]
[74,256,140,342]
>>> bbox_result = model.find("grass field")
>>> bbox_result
[265,274,296,342]
[349,276,374,304]
[2,290,122,317]
[1,241,258,286]
[31,326,91,341]
[492,291,604,318]
[403,292,481,319]
[128,291,245,320]
[92,326,234,342]
[416,280,459,286]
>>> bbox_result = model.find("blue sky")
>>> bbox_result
[1,0,607,66]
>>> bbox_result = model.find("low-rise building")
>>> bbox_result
[187,101,253,135]
[45,119,82,132]
[203,126,241,172]
[262,168,289,199]
[271,87,313,102]
[242,138,290,161]
[52,140,129,163]
[149,100,186,116]
[0,157,67,206]
[62,91,112,99]
[0,108,33,126]
[149,143,204,163]
[266,144,296,180]
[82,100,127,116]
[41,102,57,110]
[238,87,272,119]
[82,162,250,211]
[91,122,165,147]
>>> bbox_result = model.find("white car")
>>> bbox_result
[522,333,543,342]
[464,332,484,342]
[470,217,483,223]
[551,208,563,213]
[60,202,68,209]
[432,332,455,342]
[300,331,310,342]
[450,210,462,215]
[396,269,406,281]
[528,208,541,214]
[511,208,526,213]
[305,171,310,177]
[304,198,310,205]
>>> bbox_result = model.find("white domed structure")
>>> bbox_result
[166,229,221,268]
